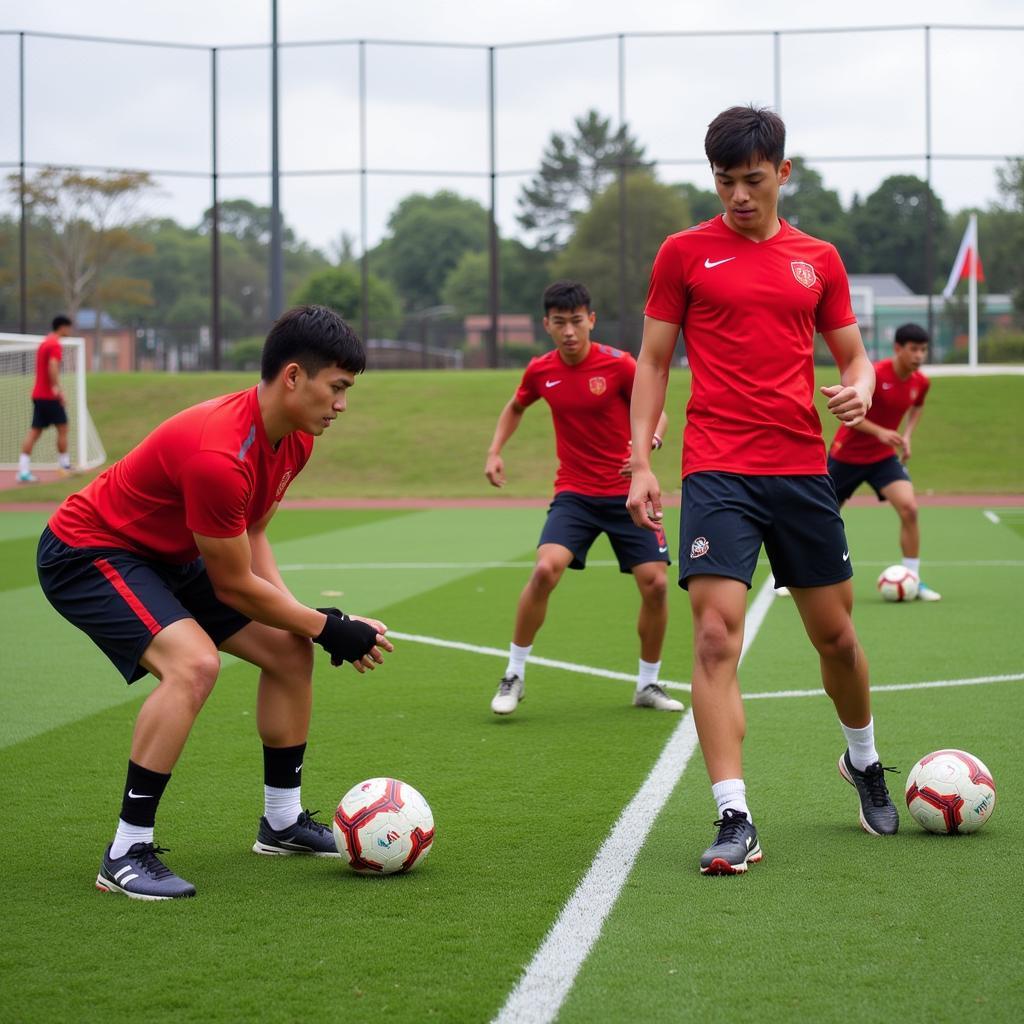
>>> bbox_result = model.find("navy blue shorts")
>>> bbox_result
[828,455,911,504]
[31,399,67,429]
[37,526,251,683]
[679,472,852,590]
[539,492,670,573]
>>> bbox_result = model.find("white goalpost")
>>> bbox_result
[0,333,107,471]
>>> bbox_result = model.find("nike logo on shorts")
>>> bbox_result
[842,551,850,562]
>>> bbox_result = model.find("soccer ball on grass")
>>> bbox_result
[333,777,435,873]
[876,564,919,602]
[905,749,996,834]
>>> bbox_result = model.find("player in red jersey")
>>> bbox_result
[37,306,393,900]
[484,280,681,716]
[627,106,899,875]
[17,314,74,483]
[828,323,941,601]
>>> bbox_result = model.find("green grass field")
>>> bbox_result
[3,369,1022,503]
[1,503,1022,1023]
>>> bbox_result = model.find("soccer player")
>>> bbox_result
[17,314,74,482]
[484,280,682,716]
[37,306,392,900]
[627,106,899,875]
[828,322,941,601]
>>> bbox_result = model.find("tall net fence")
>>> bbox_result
[0,24,1022,368]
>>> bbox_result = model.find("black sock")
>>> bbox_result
[263,742,306,790]
[119,760,171,828]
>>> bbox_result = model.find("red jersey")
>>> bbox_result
[515,343,635,497]
[32,333,62,400]
[49,386,313,563]
[830,359,930,464]
[645,215,857,479]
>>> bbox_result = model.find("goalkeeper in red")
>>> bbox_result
[627,105,899,876]
[37,306,392,900]
[828,322,941,601]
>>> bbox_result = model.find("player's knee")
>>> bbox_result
[531,560,564,592]
[813,622,860,667]
[173,651,221,711]
[278,632,315,681]
[694,614,740,670]
[899,502,918,525]
[638,572,668,606]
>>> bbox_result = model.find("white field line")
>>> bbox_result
[984,510,1001,524]
[391,632,1022,702]
[489,576,777,1024]
[282,558,1024,571]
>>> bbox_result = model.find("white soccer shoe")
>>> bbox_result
[491,674,524,715]
[633,683,684,712]
[917,583,942,602]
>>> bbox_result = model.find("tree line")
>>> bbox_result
[2,110,1022,356]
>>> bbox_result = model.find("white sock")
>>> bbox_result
[506,642,532,680]
[903,557,920,575]
[110,819,154,859]
[18,454,30,474]
[842,718,879,771]
[637,658,661,691]
[59,453,72,470]
[264,785,303,831]
[711,778,750,819]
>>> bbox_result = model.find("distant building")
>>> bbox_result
[75,309,135,372]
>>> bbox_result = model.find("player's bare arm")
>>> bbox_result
[901,404,924,461]
[196,531,392,671]
[627,316,676,530]
[820,323,875,426]
[485,397,526,488]
[49,355,63,403]
[849,418,905,453]
[620,409,668,477]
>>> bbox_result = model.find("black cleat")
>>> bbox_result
[252,809,340,856]
[699,808,763,875]
[838,751,900,835]
[96,843,196,900]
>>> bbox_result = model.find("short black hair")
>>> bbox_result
[894,323,929,346]
[52,315,72,331]
[543,280,591,316]
[705,105,786,170]
[260,305,366,381]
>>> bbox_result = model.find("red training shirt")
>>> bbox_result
[49,386,313,563]
[645,215,857,479]
[32,333,62,400]
[830,358,930,464]
[515,343,635,497]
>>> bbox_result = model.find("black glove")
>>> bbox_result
[314,611,380,667]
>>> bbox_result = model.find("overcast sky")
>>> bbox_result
[1,0,1022,253]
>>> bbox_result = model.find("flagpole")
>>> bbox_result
[968,212,978,368]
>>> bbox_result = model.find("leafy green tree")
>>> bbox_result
[779,157,855,257]
[517,110,653,251]
[372,191,489,312]
[441,239,552,317]
[982,159,1024,322]
[552,173,690,339]
[848,174,949,293]
[9,167,155,325]
[290,264,402,326]
[671,182,721,225]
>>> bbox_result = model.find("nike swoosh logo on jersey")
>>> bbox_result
[545,380,562,388]
[704,257,736,269]
[127,789,152,799]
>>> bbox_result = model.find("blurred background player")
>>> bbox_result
[827,322,941,601]
[17,314,74,482]
[484,280,681,716]
[628,105,899,876]
[37,306,392,900]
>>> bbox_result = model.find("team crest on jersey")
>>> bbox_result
[588,376,607,395]
[790,261,816,288]
[690,536,710,559]
[275,469,293,499]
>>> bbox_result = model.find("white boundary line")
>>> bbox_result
[489,576,776,1024]
[983,510,1001,524]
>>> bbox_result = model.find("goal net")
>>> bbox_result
[0,333,107,471]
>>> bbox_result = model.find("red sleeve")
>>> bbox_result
[644,237,687,325]
[815,246,857,333]
[514,360,541,408]
[915,376,930,407]
[180,451,251,538]
[620,352,637,401]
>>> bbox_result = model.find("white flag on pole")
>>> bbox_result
[942,216,984,299]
